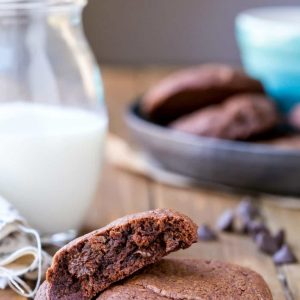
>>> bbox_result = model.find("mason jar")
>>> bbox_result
[0,0,107,238]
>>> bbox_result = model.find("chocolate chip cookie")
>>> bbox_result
[170,94,279,140]
[98,259,273,299]
[38,209,197,300]
[141,64,264,123]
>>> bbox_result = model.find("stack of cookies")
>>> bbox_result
[36,209,273,299]
[141,64,300,148]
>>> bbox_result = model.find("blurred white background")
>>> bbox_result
[83,0,298,65]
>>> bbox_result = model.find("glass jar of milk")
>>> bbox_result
[0,0,107,238]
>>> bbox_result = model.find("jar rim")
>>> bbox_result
[0,0,86,12]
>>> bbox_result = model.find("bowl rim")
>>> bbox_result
[126,99,300,157]
[236,6,300,34]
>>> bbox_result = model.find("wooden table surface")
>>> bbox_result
[4,66,300,300]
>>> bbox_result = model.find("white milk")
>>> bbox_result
[0,102,107,234]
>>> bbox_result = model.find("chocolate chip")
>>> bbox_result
[273,244,297,265]
[217,210,234,232]
[256,232,279,255]
[197,225,218,241]
[237,198,260,220]
[274,229,285,249]
[246,220,270,238]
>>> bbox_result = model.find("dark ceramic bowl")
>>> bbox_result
[126,100,300,196]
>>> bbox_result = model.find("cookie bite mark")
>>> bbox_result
[46,209,197,300]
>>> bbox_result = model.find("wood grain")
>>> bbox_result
[261,196,300,299]
[0,289,25,300]
[83,163,151,232]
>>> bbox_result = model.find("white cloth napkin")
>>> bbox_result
[0,196,51,298]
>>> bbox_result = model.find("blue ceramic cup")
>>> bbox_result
[236,7,300,112]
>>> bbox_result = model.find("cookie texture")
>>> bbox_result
[43,209,197,300]
[170,94,279,140]
[141,64,264,123]
[98,259,273,300]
